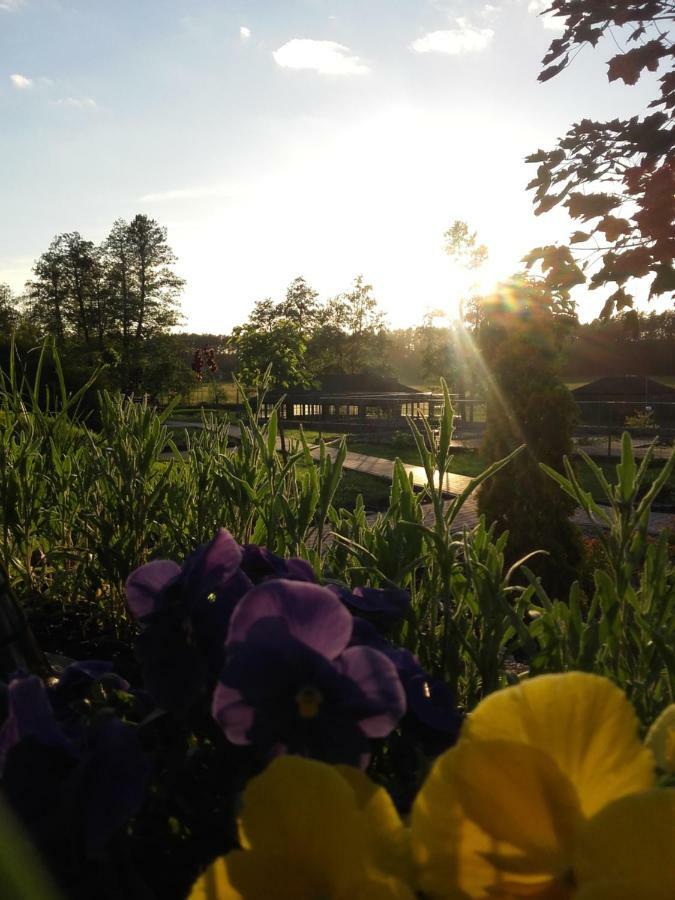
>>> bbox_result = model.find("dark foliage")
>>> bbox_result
[477,278,583,595]
[526,1,675,315]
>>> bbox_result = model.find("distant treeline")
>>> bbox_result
[560,311,675,377]
[2,220,673,400]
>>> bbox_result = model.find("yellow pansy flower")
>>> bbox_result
[188,756,415,900]
[645,703,675,774]
[411,672,657,899]
[573,789,675,899]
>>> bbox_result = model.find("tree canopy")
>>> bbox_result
[526,0,675,315]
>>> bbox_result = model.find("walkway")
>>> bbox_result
[168,421,674,536]
[316,445,673,536]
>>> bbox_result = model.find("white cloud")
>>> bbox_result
[411,21,494,55]
[240,25,251,39]
[528,0,565,30]
[140,184,231,203]
[0,0,24,11]
[273,39,369,75]
[10,73,32,89]
[54,96,97,109]
[480,3,500,18]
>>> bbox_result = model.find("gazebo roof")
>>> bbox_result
[572,375,675,401]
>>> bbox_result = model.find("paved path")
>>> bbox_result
[316,445,673,536]
[169,421,674,535]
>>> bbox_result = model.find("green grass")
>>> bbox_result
[180,381,243,405]
[283,428,344,445]
[347,440,487,476]
[333,470,393,511]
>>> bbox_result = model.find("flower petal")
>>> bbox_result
[125,560,181,620]
[227,580,352,658]
[573,789,675,899]
[329,584,410,628]
[462,672,655,817]
[0,676,72,772]
[336,646,406,738]
[645,703,675,773]
[188,855,241,900]
[337,766,413,885]
[451,739,581,873]
[183,529,243,590]
[211,682,255,745]
[412,745,526,899]
[283,558,316,583]
[237,757,364,884]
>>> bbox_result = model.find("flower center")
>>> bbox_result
[295,686,323,719]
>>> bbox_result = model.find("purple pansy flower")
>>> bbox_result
[125,529,254,711]
[0,674,74,772]
[327,583,411,630]
[0,669,150,855]
[240,544,316,585]
[213,580,406,767]
[349,618,462,752]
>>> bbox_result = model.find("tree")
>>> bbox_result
[0,283,18,335]
[477,276,582,595]
[25,215,184,392]
[26,233,105,348]
[102,215,184,388]
[327,275,386,373]
[526,1,675,316]
[444,220,488,271]
[230,319,312,392]
[278,276,320,331]
[416,311,456,385]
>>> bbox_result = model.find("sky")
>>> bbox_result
[0,0,666,331]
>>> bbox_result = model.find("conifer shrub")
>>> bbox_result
[476,278,582,595]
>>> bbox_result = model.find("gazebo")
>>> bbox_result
[259,372,444,426]
[572,376,675,426]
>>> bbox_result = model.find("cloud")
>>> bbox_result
[0,0,24,11]
[273,39,369,75]
[10,73,32,89]
[140,184,231,203]
[411,21,494,55]
[480,3,500,17]
[240,25,251,39]
[54,96,97,109]
[528,0,565,30]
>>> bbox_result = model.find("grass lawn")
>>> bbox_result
[347,440,487,476]
[283,428,344,445]
[182,382,242,405]
[333,470,393,511]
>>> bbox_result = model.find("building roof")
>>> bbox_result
[268,372,423,398]
[572,375,675,401]
[316,372,420,394]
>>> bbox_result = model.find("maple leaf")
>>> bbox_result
[566,192,622,221]
[605,287,634,314]
[539,55,569,83]
[607,41,669,86]
[595,215,632,242]
[649,265,675,299]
